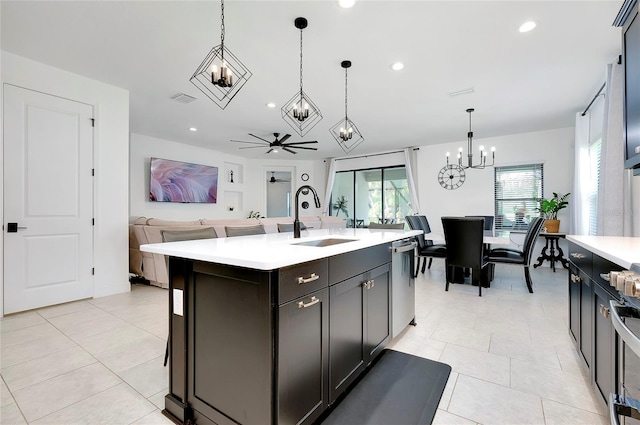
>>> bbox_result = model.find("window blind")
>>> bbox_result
[587,139,602,235]
[494,164,544,230]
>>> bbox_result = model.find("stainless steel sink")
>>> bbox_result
[292,238,358,247]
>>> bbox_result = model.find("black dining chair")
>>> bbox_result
[487,216,545,293]
[441,216,490,296]
[405,215,447,276]
[466,215,495,236]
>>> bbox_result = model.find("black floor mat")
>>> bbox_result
[320,349,452,425]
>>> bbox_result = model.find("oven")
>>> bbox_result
[609,298,640,424]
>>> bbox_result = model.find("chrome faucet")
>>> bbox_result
[294,185,321,238]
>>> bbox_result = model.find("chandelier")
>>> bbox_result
[189,0,252,110]
[330,60,364,154]
[281,17,323,136]
[446,108,495,169]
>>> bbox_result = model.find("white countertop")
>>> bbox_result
[566,235,640,269]
[140,228,422,270]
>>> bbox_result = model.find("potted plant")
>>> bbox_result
[537,192,570,233]
[332,195,349,217]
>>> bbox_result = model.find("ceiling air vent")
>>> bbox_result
[170,93,197,104]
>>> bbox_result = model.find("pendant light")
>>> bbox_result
[190,0,252,110]
[445,108,496,169]
[330,60,364,154]
[281,17,322,136]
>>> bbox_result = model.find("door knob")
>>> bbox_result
[6,223,27,233]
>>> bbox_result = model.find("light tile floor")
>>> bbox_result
[0,261,607,425]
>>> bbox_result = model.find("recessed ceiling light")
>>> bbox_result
[519,21,536,33]
[391,62,404,71]
[189,127,197,132]
[266,102,276,108]
[338,0,356,8]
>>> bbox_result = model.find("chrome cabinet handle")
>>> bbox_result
[600,273,610,282]
[570,253,586,259]
[297,273,319,285]
[363,280,376,290]
[599,304,610,318]
[297,296,320,309]
[570,274,581,283]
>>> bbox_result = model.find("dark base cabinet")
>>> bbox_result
[567,241,622,409]
[164,244,392,425]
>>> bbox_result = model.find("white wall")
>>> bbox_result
[415,127,575,236]
[130,133,325,220]
[1,51,130,306]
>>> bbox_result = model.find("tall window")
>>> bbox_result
[494,164,544,230]
[331,166,411,227]
[587,139,602,235]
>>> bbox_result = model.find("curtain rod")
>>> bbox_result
[581,55,621,117]
[581,82,606,116]
[333,147,419,162]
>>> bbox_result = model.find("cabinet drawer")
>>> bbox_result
[329,244,392,284]
[279,259,329,304]
[568,242,593,276]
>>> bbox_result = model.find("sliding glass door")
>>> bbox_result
[331,166,412,227]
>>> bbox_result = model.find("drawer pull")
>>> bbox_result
[298,296,320,309]
[363,280,376,290]
[297,273,319,285]
[600,273,610,282]
[570,253,586,259]
[570,274,581,283]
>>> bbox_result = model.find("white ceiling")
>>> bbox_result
[1,0,623,160]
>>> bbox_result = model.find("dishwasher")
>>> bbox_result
[391,238,418,338]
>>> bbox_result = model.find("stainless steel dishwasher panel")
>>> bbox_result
[391,239,417,338]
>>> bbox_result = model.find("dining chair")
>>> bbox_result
[441,216,490,296]
[161,227,218,366]
[225,224,266,237]
[466,215,495,235]
[405,215,447,276]
[368,222,404,229]
[487,216,545,293]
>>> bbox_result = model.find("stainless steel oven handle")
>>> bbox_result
[610,393,621,425]
[610,300,640,358]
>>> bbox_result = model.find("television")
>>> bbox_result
[149,157,218,203]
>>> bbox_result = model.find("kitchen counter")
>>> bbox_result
[566,235,640,269]
[140,227,421,270]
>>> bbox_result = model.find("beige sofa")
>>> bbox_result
[130,215,346,288]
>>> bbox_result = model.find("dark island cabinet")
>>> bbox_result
[567,241,622,409]
[278,287,329,425]
[329,263,391,403]
[164,243,392,425]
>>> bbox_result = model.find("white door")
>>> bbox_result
[4,84,94,314]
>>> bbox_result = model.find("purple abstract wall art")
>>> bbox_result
[149,157,218,203]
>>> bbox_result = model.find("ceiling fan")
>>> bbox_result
[230,133,318,154]
[268,171,291,184]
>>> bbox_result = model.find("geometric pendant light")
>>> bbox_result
[190,0,252,110]
[330,60,364,154]
[281,17,323,136]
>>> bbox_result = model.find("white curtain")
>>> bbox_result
[572,111,591,235]
[322,158,337,216]
[404,148,421,214]
[597,62,632,236]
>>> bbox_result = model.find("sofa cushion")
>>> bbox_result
[201,218,260,238]
[161,227,217,242]
[146,218,202,226]
[277,223,307,232]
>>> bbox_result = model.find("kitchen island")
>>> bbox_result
[141,228,421,425]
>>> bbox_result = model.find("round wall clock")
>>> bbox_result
[438,165,466,190]
[301,173,309,181]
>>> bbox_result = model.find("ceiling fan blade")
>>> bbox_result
[266,148,274,154]
[248,133,272,143]
[282,147,297,154]
[238,146,267,149]
[287,145,318,151]
[230,140,268,145]
[278,134,292,143]
[284,141,318,145]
